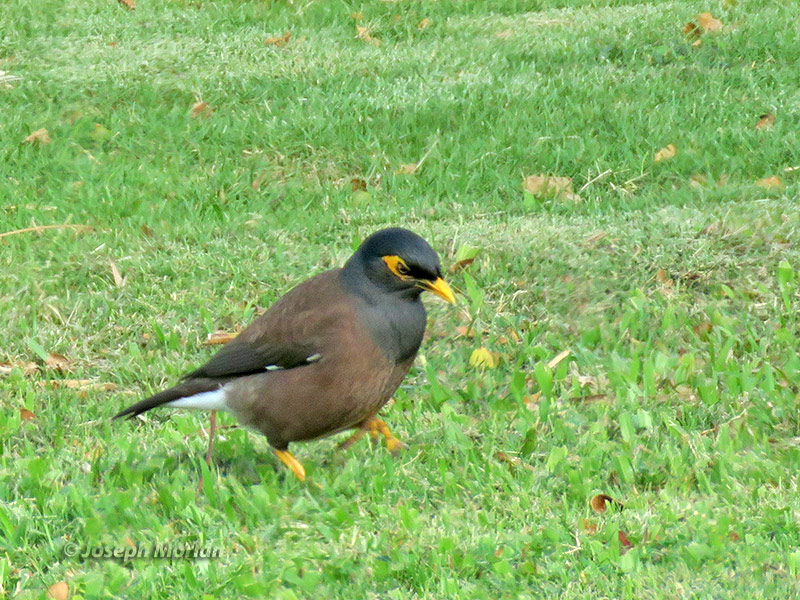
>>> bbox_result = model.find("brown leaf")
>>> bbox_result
[23,128,51,145]
[20,408,36,421]
[265,32,291,47]
[350,12,363,21]
[523,175,580,202]
[48,581,69,600]
[618,530,633,548]
[590,493,624,513]
[755,113,775,131]
[350,177,367,191]
[585,231,607,244]
[755,175,784,190]
[698,12,722,32]
[0,360,39,376]
[41,379,117,391]
[693,322,713,336]
[689,173,707,189]
[46,353,70,372]
[190,101,213,119]
[582,519,598,534]
[140,224,154,238]
[524,392,541,411]
[203,331,238,345]
[417,18,431,30]
[495,451,520,467]
[356,26,380,47]
[449,257,475,274]
[655,268,673,287]
[454,325,475,338]
[654,143,676,162]
[109,259,124,287]
[547,349,571,369]
[396,163,418,175]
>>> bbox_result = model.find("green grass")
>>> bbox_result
[2,0,799,597]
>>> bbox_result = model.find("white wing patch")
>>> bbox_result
[265,364,283,371]
[306,353,322,363]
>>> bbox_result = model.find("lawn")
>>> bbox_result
[1,0,799,597]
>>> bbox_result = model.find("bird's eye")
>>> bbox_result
[396,262,410,275]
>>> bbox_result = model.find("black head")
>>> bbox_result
[343,228,456,304]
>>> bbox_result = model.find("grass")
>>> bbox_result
[1,0,799,597]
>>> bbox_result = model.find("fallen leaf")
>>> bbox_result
[547,349,571,369]
[523,175,580,202]
[449,257,475,273]
[265,32,291,47]
[41,380,117,391]
[417,18,431,30]
[698,12,722,32]
[350,12,363,21]
[470,347,498,369]
[23,128,51,145]
[655,268,673,286]
[20,408,36,421]
[396,163,418,175]
[350,177,367,191]
[204,331,238,345]
[689,174,707,189]
[495,451,520,467]
[46,353,70,372]
[729,531,740,541]
[356,26,380,47]
[755,113,775,130]
[48,581,69,600]
[585,231,607,244]
[190,101,213,119]
[590,493,624,513]
[0,360,39,376]
[618,530,634,548]
[684,12,721,38]
[449,244,481,273]
[582,519,598,534]
[693,322,713,336]
[455,325,475,338]
[118,0,135,9]
[140,224,155,238]
[524,392,541,411]
[109,259,124,287]
[755,175,784,190]
[654,143,676,162]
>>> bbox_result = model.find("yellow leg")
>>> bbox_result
[339,417,405,455]
[274,449,306,482]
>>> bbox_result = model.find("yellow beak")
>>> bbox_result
[421,277,457,304]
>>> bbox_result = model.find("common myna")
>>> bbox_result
[114,228,456,481]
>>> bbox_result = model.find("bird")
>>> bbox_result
[114,227,456,481]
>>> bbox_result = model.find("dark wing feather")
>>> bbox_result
[182,339,316,380]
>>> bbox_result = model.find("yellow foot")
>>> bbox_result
[340,417,406,455]
[274,449,306,482]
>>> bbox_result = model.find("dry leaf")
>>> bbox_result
[524,392,541,411]
[755,113,775,130]
[204,331,238,345]
[23,128,51,145]
[0,360,39,376]
[417,18,431,30]
[470,347,497,369]
[350,177,367,191]
[190,101,213,119]
[454,325,474,338]
[582,519,598,534]
[140,224,154,238]
[495,451,520,467]
[693,322,713,336]
[654,144,676,162]
[585,231,607,244]
[547,349,571,369]
[684,12,721,37]
[20,408,36,421]
[350,12,363,21]
[590,493,624,513]
[755,175,784,190]
[48,581,69,600]
[118,0,135,9]
[356,26,380,47]
[41,379,117,391]
[689,174,707,189]
[46,353,70,372]
[618,530,634,548]
[265,32,291,47]
[396,163,418,175]
[655,268,673,286]
[449,257,476,274]
[698,12,722,32]
[523,175,580,202]
[109,259,124,287]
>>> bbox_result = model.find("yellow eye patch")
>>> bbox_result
[382,255,412,279]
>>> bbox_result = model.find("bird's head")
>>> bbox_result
[345,228,456,304]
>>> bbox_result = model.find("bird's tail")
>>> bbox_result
[113,378,229,420]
